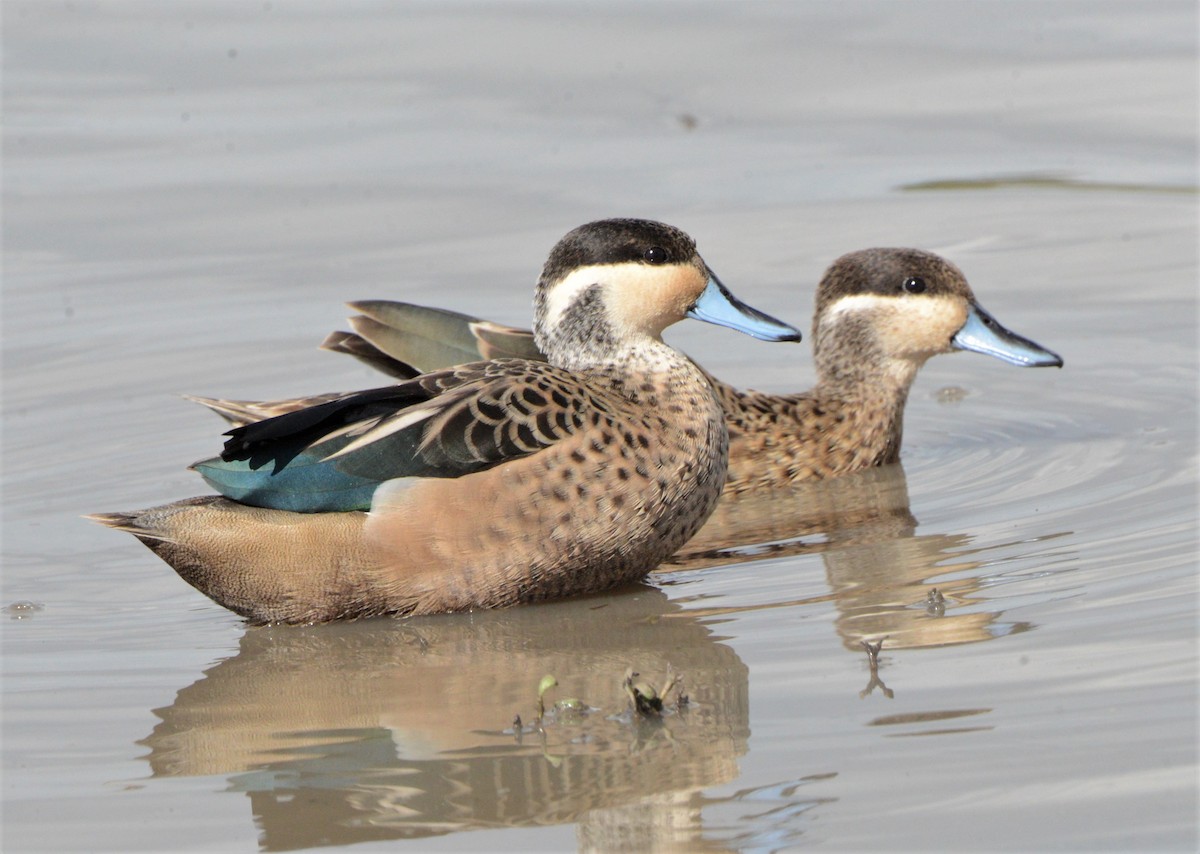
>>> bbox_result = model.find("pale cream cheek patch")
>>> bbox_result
[543,263,702,338]
[821,294,967,355]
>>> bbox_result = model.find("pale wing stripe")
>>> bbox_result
[314,416,387,445]
[322,403,442,461]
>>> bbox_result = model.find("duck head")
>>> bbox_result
[534,219,800,372]
[813,248,1062,388]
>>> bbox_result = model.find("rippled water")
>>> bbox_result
[4,2,1197,851]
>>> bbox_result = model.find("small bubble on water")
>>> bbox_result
[7,601,44,619]
[934,386,969,403]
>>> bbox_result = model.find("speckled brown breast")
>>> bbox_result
[362,356,729,615]
[710,376,908,493]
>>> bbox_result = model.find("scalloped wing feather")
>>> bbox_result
[192,362,590,513]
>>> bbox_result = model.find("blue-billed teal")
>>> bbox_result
[194,248,1061,493]
[89,219,801,624]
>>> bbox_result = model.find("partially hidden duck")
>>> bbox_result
[89,219,801,624]
[195,248,1062,493]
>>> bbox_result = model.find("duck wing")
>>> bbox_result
[183,393,347,428]
[192,360,590,512]
[321,300,545,378]
[185,301,547,428]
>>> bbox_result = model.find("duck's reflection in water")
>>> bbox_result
[141,465,1052,848]
[141,589,750,850]
[666,464,1038,652]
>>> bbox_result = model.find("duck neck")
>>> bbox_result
[543,333,684,377]
[814,349,924,402]
[535,282,691,382]
[809,325,929,463]
[580,338,708,403]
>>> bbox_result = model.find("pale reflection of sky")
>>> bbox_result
[6,1,1195,211]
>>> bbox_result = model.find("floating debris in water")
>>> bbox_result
[555,696,585,713]
[926,587,947,616]
[532,674,587,725]
[859,638,894,699]
[934,385,970,403]
[623,666,683,717]
[899,173,1196,194]
[536,674,557,721]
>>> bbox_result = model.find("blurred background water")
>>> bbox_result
[4,1,1197,851]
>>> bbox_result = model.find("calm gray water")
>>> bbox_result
[4,2,1197,851]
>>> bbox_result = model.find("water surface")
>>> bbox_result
[4,2,1196,851]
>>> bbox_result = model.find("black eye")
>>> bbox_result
[903,276,926,294]
[644,246,669,265]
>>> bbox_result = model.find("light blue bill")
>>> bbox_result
[687,275,801,343]
[952,303,1063,367]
